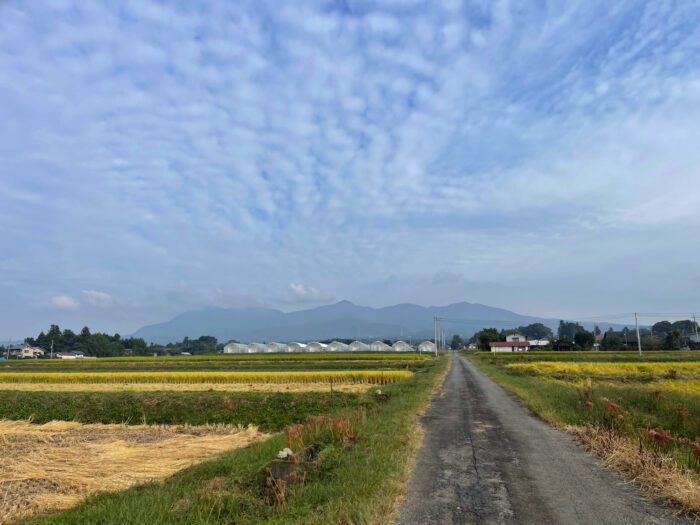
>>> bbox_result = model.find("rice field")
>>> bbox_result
[506,361,700,380]
[0,382,372,393]
[0,420,264,525]
[0,370,412,385]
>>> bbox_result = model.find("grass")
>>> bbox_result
[467,350,700,518]
[0,370,412,385]
[0,391,368,431]
[474,350,700,362]
[18,355,449,524]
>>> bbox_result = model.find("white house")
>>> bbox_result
[348,341,369,352]
[326,341,349,352]
[490,341,531,353]
[505,333,526,342]
[392,340,413,352]
[19,346,45,358]
[288,342,307,353]
[418,341,436,354]
[528,339,550,347]
[305,342,328,352]
[370,341,392,352]
[223,342,248,354]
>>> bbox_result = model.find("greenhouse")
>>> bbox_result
[326,341,349,352]
[418,341,437,354]
[265,342,288,353]
[223,342,248,354]
[288,342,307,353]
[305,342,328,352]
[248,342,266,353]
[370,341,392,352]
[348,341,369,352]
[392,340,413,352]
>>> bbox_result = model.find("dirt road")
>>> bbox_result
[396,352,689,525]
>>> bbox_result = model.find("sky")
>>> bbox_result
[1,0,700,338]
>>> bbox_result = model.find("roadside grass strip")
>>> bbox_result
[0,420,265,525]
[0,370,412,385]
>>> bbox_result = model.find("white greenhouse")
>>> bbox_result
[265,342,288,353]
[248,342,266,353]
[288,342,307,353]
[392,340,413,352]
[306,342,328,353]
[370,341,392,352]
[223,342,248,354]
[349,341,369,352]
[418,341,437,354]
[326,341,349,352]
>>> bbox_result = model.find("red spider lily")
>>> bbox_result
[606,403,619,411]
[601,397,610,403]
[584,401,593,409]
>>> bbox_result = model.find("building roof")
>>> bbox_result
[490,341,530,347]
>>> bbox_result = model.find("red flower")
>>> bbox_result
[584,401,593,408]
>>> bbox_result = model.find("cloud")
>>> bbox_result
[82,290,113,307]
[50,295,80,310]
[287,283,323,302]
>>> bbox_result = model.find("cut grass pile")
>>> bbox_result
[17,355,449,524]
[468,351,700,518]
[0,370,412,385]
[0,420,264,525]
[0,391,367,430]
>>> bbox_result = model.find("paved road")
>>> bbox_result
[396,352,689,525]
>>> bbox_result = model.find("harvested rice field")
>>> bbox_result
[0,382,371,392]
[0,420,264,524]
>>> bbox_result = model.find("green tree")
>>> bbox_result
[593,325,601,336]
[557,321,586,342]
[663,331,682,350]
[601,334,623,351]
[574,330,595,349]
[450,334,464,350]
[517,323,554,340]
[477,328,501,351]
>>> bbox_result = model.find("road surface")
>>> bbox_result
[396,352,689,525]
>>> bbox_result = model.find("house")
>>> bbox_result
[392,340,413,352]
[56,351,85,359]
[603,331,638,347]
[505,333,526,343]
[553,340,574,351]
[490,341,530,353]
[418,341,436,354]
[9,345,45,358]
[348,341,369,352]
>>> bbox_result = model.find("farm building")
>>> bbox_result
[392,341,413,352]
[248,343,266,353]
[326,341,349,352]
[349,341,369,352]
[305,342,328,352]
[288,342,307,353]
[265,342,288,353]
[490,341,531,353]
[223,342,248,354]
[418,341,436,354]
[370,341,392,352]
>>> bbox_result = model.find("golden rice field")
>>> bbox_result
[0,382,372,393]
[506,361,700,379]
[0,370,412,385]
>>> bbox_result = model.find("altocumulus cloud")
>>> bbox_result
[1,0,700,336]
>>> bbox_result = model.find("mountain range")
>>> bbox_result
[131,300,614,345]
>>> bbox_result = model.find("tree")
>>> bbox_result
[517,323,554,340]
[574,330,595,350]
[652,321,673,335]
[477,328,500,351]
[601,334,623,351]
[558,321,586,342]
[663,331,682,350]
[450,334,464,350]
[594,325,601,336]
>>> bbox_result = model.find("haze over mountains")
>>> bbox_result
[132,300,602,345]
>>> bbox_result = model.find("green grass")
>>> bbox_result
[473,350,700,362]
[19,355,449,524]
[0,390,367,431]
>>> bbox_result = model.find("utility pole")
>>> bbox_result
[434,317,437,356]
[635,312,642,357]
[694,313,699,346]
[50,339,54,360]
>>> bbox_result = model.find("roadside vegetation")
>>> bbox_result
[14,355,447,524]
[467,350,700,518]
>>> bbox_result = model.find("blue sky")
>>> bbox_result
[1,1,700,337]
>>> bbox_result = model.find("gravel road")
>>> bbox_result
[396,352,689,525]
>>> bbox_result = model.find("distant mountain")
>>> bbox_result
[132,300,586,344]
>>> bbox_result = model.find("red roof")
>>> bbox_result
[490,341,530,347]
